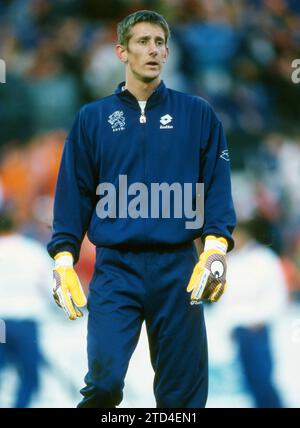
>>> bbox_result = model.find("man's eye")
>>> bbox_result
[139,40,146,45]
[157,41,164,46]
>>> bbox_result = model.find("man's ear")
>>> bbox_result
[162,46,170,64]
[115,44,128,63]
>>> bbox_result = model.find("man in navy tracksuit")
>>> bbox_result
[48,10,236,408]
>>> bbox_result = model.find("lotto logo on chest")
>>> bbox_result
[160,114,173,129]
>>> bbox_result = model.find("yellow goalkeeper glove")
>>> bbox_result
[53,251,87,320]
[187,235,228,304]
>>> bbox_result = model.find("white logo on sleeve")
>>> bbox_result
[108,110,126,132]
[160,114,173,129]
[220,149,230,161]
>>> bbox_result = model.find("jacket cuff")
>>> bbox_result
[48,243,79,264]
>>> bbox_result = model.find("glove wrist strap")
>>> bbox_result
[204,236,227,255]
[54,251,74,267]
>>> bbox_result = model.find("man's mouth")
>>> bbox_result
[145,61,159,67]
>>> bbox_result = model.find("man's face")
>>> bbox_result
[119,22,169,83]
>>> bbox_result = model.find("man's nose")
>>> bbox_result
[148,41,158,55]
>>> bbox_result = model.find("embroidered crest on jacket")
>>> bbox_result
[108,111,126,132]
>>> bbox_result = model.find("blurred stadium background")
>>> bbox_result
[0,0,300,408]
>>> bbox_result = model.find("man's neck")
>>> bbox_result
[125,75,161,101]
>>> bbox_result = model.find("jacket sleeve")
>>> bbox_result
[200,109,236,251]
[47,107,97,263]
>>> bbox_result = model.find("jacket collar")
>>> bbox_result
[114,80,168,110]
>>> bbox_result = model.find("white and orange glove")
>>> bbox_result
[187,235,228,304]
[52,251,87,320]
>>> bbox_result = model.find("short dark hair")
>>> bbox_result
[117,10,170,47]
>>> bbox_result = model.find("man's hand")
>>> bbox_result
[53,251,87,320]
[187,236,228,304]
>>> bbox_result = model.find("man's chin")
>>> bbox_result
[140,73,160,84]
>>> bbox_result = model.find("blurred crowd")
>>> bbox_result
[0,0,300,407]
[1,0,300,145]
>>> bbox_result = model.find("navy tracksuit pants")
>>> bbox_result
[77,243,208,408]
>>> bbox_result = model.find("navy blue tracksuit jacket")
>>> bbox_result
[48,81,236,408]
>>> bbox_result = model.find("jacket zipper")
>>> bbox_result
[139,103,147,124]
[140,102,147,242]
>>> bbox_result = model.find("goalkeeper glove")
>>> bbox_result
[187,235,228,304]
[52,251,87,320]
